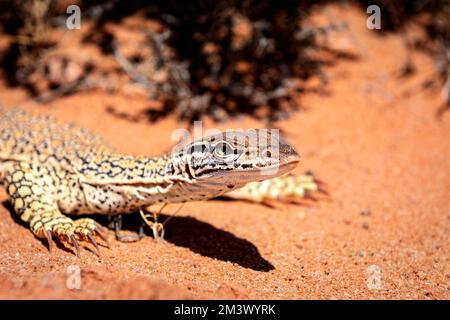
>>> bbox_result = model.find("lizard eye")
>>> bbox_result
[213,141,235,158]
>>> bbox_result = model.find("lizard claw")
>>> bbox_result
[86,232,100,257]
[45,229,54,253]
[28,209,110,256]
[69,234,81,257]
[94,224,110,248]
[74,218,110,253]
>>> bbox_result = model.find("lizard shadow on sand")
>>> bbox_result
[100,213,275,272]
[2,200,274,271]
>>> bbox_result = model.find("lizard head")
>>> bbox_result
[79,129,299,210]
[169,129,300,200]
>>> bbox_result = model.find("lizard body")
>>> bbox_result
[0,106,316,255]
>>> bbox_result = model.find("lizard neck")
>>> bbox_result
[78,153,178,183]
[77,153,191,213]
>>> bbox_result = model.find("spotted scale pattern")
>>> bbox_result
[0,106,317,255]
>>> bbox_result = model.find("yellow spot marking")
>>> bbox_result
[118,158,137,169]
[18,186,32,197]
[21,209,33,221]
[30,201,41,210]
[31,185,42,194]
[12,171,24,182]
[7,184,16,195]
[39,154,48,162]
[41,204,54,212]
[101,163,112,171]
[14,198,24,211]
[42,175,53,186]
[24,173,34,181]
[20,162,29,169]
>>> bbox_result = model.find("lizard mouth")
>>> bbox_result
[199,156,300,183]
[248,157,299,180]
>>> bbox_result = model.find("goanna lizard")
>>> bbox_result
[0,107,318,256]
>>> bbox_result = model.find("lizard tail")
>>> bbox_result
[223,172,325,203]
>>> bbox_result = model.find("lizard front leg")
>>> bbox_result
[4,162,108,256]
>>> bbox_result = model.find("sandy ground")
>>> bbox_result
[0,5,449,299]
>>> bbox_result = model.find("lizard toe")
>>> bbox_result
[74,218,110,249]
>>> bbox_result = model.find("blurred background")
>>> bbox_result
[0,0,448,122]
